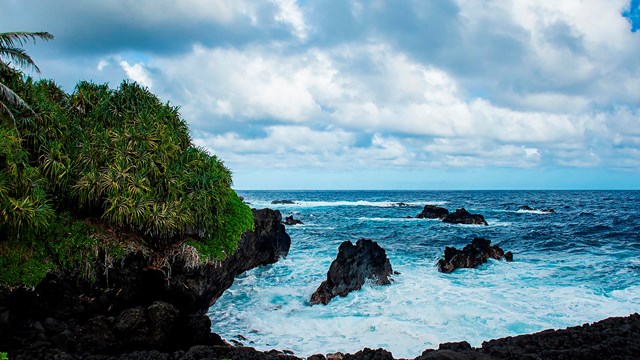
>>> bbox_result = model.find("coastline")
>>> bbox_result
[1,207,639,359]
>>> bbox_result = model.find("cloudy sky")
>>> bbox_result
[2,0,639,189]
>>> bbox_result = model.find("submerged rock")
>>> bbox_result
[442,208,488,226]
[272,200,295,204]
[437,237,512,273]
[310,239,393,305]
[283,215,304,225]
[416,205,450,219]
[391,202,412,207]
[518,205,555,213]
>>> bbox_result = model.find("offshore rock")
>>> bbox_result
[310,239,393,305]
[518,205,555,213]
[442,208,488,226]
[0,208,290,357]
[283,215,304,225]
[437,238,512,273]
[271,199,295,204]
[416,205,450,219]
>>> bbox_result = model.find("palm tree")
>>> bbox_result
[0,32,54,128]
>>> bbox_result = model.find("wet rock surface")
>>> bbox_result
[518,205,555,213]
[437,238,512,273]
[442,208,488,226]
[310,239,394,305]
[271,200,295,204]
[416,205,450,219]
[283,215,304,225]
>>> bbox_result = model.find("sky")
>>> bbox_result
[1,0,640,190]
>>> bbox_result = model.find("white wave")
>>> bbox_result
[246,200,448,208]
[487,220,513,227]
[516,209,555,214]
[357,217,425,222]
[210,252,640,359]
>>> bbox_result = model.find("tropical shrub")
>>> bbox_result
[1,66,253,285]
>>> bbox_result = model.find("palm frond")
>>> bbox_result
[0,81,28,108]
[0,32,54,48]
[0,46,41,73]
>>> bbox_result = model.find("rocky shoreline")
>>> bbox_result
[1,208,639,360]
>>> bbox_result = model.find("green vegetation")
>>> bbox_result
[0,351,8,360]
[0,32,253,286]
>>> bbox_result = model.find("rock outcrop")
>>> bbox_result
[283,215,304,225]
[0,208,290,357]
[417,313,640,360]
[272,200,296,204]
[310,239,393,305]
[437,238,512,273]
[416,205,450,219]
[518,205,555,213]
[9,313,640,359]
[442,208,488,226]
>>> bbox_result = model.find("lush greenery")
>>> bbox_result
[1,32,53,130]
[0,351,8,360]
[0,32,253,286]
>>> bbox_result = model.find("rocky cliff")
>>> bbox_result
[0,208,290,358]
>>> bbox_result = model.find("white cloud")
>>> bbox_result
[142,37,640,172]
[97,59,109,72]
[272,0,308,40]
[13,0,638,185]
[119,60,153,88]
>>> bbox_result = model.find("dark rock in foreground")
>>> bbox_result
[283,215,304,225]
[437,238,512,273]
[310,239,393,305]
[518,205,555,213]
[416,205,450,219]
[1,208,290,357]
[10,313,640,359]
[442,208,488,225]
[272,199,295,204]
[417,313,640,360]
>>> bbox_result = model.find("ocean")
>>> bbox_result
[208,190,640,358]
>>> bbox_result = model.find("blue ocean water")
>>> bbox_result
[208,191,640,358]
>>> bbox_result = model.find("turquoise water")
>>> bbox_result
[208,191,640,358]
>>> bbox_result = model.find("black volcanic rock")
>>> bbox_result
[271,200,295,204]
[416,205,450,219]
[437,238,512,273]
[0,208,291,356]
[283,215,303,225]
[518,205,555,213]
[344,347,394,359]
[392,202,412,207]
[310,239,393,305]
[442,208,488,225]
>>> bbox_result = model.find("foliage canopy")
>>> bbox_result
[0,54,253,286]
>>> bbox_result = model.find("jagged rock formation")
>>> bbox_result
[442,208,488,226]
[310,239,393,306]
[416,205,450,219]
[437,238,512,273]
[283,215,304,225]
[0,208,290,358]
